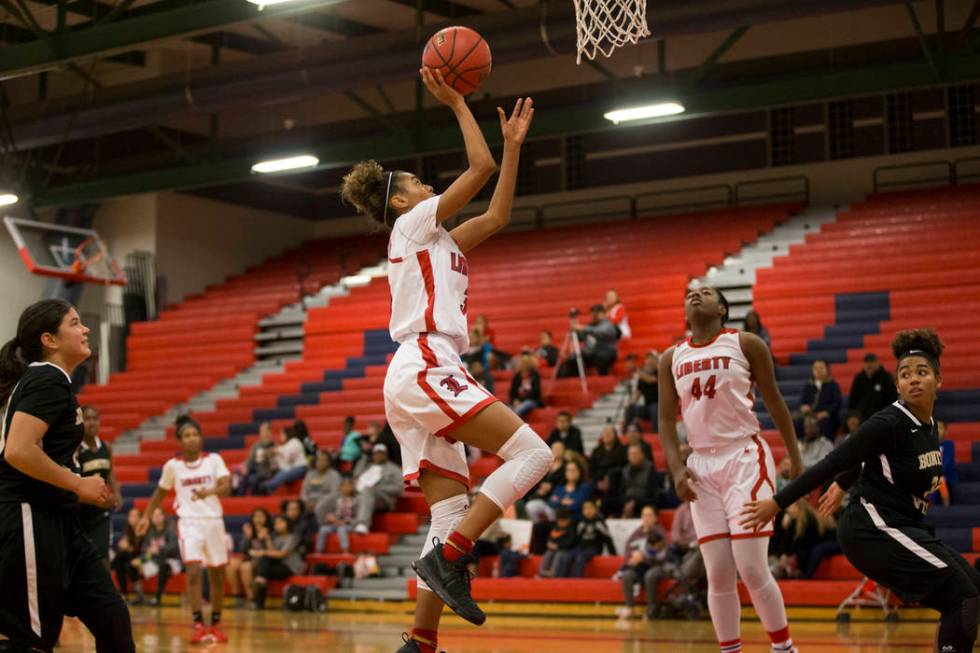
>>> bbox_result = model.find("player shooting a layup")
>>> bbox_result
[341,68,549,653]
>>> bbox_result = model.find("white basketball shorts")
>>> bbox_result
[176,518,228,567]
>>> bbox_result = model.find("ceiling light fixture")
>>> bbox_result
[603,102,686,125]
[251,155,320,174]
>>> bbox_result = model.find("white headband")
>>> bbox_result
[382,172,394,226]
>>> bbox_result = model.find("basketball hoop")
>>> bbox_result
[572,0,651,64]
[69,237,106,276]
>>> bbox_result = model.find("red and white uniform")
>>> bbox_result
[158,453,230,567]
[672,328,775,543]
[384,195,498,489]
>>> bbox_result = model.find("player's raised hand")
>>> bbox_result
[497,97,534,146]
[420,67,464,109]
[672,466,700,502]
[817,482,845,518]
[739,498,780,531]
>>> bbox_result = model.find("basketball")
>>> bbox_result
[422,26,492,96]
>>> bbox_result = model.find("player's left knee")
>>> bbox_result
[958,594,978,642]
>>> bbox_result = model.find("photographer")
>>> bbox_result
[559,304,619,377]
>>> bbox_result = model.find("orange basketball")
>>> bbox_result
[422,26,492,96]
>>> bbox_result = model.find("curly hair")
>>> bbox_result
[340,160,399,226]
[891,328,944,362]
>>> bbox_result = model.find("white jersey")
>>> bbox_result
[672,329,760,451]
[158,453,229,519]
[388,195,470,354]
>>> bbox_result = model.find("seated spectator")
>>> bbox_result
[282,498,310,541]
[589,424,627,495]
[769,499,837,579]
[361,421,400,465]
[352,444,404,534]
[113,507,145,603]
[538,508,577,578]
[800,414,834,469]
[775,456,792,493]
[546,411,584,454]
[467,359,495,394]
[570,499,615,577]
[471,314,510,370]
[495,534,526,578]
[293,418,317,459]
[301,450,342,514]
[798,359,843,439]
[623,422,653,461]
[616,505,668,619]
[669,499,702,581]
[549,459,594,522]
[743,309,770,349]
[241,422,277,495]
[262,426,309,493]
[536,330,559,367]
[139,507,179,606]
[509,350,543,418]
[316,478,359,553]
[339,416,363,467]
[523,441,568,523]
[560,304,619,376]
[473,313,496,345]
[847,353,897,422]
[625,351,659,427]
[250,515,306,609]
[932,419,958,507]
[618,444,661,517]
[604,289,631,340]
[227,508,269,607]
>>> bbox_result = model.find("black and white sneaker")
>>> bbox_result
[396,632,445,653]
[411,538,486,626]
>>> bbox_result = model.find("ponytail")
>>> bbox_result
[0,337,27,407]
[0,299,73,407]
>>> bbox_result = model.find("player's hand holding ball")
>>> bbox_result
[739,498,779,531]
[420,67,465,110]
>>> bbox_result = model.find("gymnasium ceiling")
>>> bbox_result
[1,0,979,218]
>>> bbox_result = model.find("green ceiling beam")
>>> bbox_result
[31,52,980,207]
[0,0,346,78]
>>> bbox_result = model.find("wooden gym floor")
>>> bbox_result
[51,605,941,652]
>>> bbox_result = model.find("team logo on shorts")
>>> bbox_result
[440,375,468,397]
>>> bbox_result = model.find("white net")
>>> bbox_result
[573,0,651,64]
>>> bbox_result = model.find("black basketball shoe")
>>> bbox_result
[396,632,445,653]
[411,538,486,626]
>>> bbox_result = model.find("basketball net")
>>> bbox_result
[573,0,651,64]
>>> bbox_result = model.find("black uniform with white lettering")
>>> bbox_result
[77,436,113,559]
[0,362,133,652]
[774,400,980,612]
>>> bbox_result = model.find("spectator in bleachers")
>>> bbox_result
[616,505,668,620]
[604,289,631,340]
[768,499,836,579]
[570,499,615,577]
[800,414,834,469]
[847,353,898,422]
[227,508,269,607]
[798,359,843,439]
[282,498,309,539]
[536,330,559,367]
[743,309,770,349]
[549,459,594,522]
[339,416,363,467]
[775,456,792,493]
[113,508,145,604]
[617,444,661,518]
[293,419,317,460]
[262,426,309,493]
[473,314,495,345]
[623,422,653,461]
[538,508,577,578]
[561,304,619,376]
[250,515,306,609]
[360,421,401,466]
[352,444,404,534]
[589,424,627,496]
[523,441,568,524]
[315,478,359,554]
[546,411,584,454]
[509,350,543,418]
[931,419,958,507]
[467,359,496,395]
[302,450,342,515]
[242,421,277,496]
[495,534,526,578]
[140,507,179,606]
[625,352,659,428]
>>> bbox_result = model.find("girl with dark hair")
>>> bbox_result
[0,299,134,652]
[742,329,980,653]
[798,359,843,439]
[743,309,770,349]
[659,285,804,653]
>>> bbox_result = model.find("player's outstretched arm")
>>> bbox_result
[137,486,167,536]
[450,97,534,253]
[741,332,804,479]
[657,348,699,501]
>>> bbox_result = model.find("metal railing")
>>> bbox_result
[735,175,809,206]
[872,159,954,193]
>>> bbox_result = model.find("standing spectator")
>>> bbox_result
[625,352,658,427]
[352,444,404,534]
[623,422,653,461]
[800,414,835,469]
[546,411,584,454]
[315,478,359,553]
[301,450,342,514]
[604,289,631,340]
[743,309,770,349]
[616,505,668,619]
[798,359,843,439]
[618,444,661,517]
[250,515,306,609]
[242,422,277,495]
[847,353,898,422]
[262,426,309,493]
[562,304,619,376]
[509,350,542,418]
[538,508,577,578]
[570,499,615,577]
[140,507,180,606]
[536,330,559,367]
[339,416,363,467]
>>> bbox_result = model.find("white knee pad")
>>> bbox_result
[480,424,551,510]
[417,493,469,593]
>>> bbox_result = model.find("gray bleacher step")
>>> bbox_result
[379,555,418,570]
[400,534,427,548]
[329,588,409,601]
[347,577,411,591]
[388,544,423,557]
[256,341,304,356]
[259,312,306,329]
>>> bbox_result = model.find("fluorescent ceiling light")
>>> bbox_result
[251,155,319,174]
[246,0,296,6]
[604,102,685,125]
[0,193,18,206]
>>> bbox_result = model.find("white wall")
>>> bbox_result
[0,205,51,339]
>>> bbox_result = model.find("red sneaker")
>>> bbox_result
[190,621,210,644]
[208,624,228,643]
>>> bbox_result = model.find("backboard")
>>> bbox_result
[4,216,126,286]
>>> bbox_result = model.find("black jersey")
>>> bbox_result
[0,362,83,506]
[77,436,111,519]
[775,400,943,522]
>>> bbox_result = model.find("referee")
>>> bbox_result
[0,299,134,652]
[742,329,980,653]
